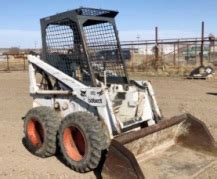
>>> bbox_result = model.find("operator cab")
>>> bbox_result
[41,7,128,87]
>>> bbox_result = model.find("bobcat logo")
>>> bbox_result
[80,90,87,97]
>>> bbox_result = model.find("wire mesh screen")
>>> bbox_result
[83,22,127,84]
[45,20,91,84]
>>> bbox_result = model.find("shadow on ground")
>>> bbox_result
[22,138,105,179]
[207,92,217,96]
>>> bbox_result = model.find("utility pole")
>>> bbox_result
[34,41,37,50]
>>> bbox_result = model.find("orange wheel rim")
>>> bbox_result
[63,126,86,161]
[27,119,44,148]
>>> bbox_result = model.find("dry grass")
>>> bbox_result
[127,61,216,77]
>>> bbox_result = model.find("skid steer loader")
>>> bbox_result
[23,8,217,178]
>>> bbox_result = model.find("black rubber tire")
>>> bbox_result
[58,112,108,173]
[23,106,60,158]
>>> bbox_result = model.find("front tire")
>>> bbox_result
[58,112,108,173]
[23,106,60,157]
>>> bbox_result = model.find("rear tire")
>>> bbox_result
[58,112,108,173]
[23,106,60,157]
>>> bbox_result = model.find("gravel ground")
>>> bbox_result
[0,71,217,178]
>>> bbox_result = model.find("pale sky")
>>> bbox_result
[0,0,215,48]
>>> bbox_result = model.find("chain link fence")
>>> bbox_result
[0,37,217,77]
[121,37,217,76]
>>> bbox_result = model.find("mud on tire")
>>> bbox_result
[23,106,60,157]
[58,112,108,173]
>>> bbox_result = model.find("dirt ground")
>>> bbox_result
[0,71,217,178]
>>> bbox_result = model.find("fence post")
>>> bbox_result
[209,42,211,63]
[145,41,148,68]
[131,42,135,72]
[200,21,204,66]
[161,43,164,65]
[186,44,189,64]
[208,34,215,63]
[155,26,159,70]
[195,38,197,64]
[6,55,10,71]
[23,55,26,70]
[173,43,176,66]
[177,40,180,67]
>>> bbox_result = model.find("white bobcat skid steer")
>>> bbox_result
[27,53,161,159]
[23,8,217,179]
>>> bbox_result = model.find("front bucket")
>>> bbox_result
[102,114,217,179]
